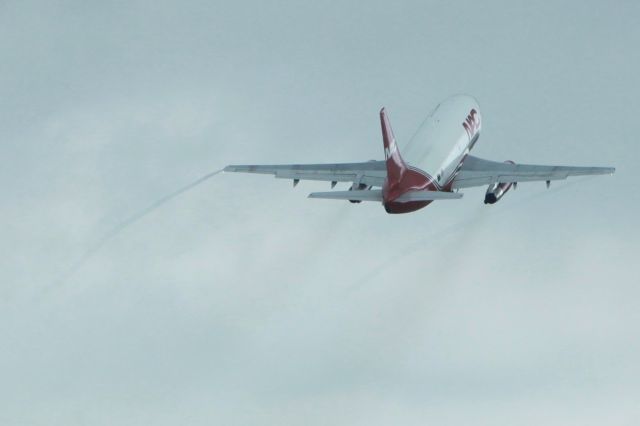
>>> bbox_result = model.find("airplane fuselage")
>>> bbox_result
[383,95,481,213]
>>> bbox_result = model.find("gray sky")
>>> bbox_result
[1,1,638,425]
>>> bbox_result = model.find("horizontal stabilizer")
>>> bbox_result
[395,190,463,202]
[308,190,383,202]
[308,189,462,202]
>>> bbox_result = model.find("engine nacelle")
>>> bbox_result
[484,161,515,204]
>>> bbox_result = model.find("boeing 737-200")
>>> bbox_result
[224,95,614,214]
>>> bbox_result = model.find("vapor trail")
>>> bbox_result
[346,175,600,294]
[53,168,224,287]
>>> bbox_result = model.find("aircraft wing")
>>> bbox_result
[452,155,615,189]
[224,161,387,187]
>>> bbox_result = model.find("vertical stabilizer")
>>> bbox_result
[380,108,406,191]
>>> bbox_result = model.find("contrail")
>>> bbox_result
[346,175,600,294]
[52,168,224,287]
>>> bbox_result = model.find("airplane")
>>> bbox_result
[224,95,615,214]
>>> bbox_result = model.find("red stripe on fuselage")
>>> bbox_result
[383,168,438,214]
[383,155,466,214]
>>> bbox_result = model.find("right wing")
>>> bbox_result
[452,155,615,189]
[224,161,387,187]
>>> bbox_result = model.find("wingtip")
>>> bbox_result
[224,165,245,172]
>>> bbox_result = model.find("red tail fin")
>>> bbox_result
[380,108,406,189]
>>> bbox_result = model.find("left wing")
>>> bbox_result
[452,155,615,189]
[224,161,387,187]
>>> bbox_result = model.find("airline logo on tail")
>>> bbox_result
[462,109,481,140]
[384,144,397,160]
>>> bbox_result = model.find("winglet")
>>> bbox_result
[380,108,407,189]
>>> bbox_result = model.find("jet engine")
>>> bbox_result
[484,160,516,204]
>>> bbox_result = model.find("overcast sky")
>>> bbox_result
[1,1,638,425]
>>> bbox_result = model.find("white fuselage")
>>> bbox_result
[402,95,481,188]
